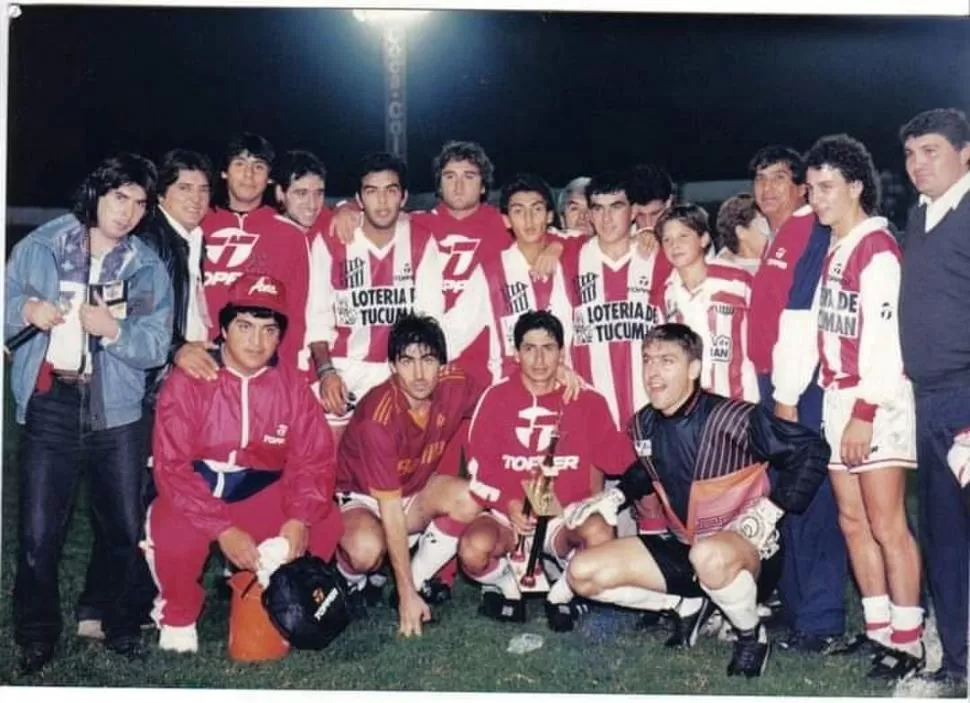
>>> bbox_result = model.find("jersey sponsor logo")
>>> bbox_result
[206,228,260,268]
[514,405,559,452]
[817,287,859,338]
[826,261,845,285]
[341,257,366,289]
[574,272,599,306]
[334,286,417,327]
[249,275,279,296]
[711,334,733,362]
[501,454,580,473]
[573,301,660,345]
[393,262,413,284]
[262,423,289,446]
[204,270,245,287]
[439,234,481,285]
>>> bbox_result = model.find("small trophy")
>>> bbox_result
[509,425,563,593]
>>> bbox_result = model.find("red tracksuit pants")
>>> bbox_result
[144,483,342,627]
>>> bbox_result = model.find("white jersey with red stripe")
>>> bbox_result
[564,239,666,426]
[447,238,573,383]
[772,217,909,411]
[662,261,759,402]
[307,216,444,364]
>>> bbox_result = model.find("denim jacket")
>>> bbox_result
[5,214,174,429]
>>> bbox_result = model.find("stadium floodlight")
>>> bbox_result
[353,10,430,163]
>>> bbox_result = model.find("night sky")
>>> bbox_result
[5,7,969,207]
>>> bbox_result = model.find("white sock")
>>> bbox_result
[337,561,367,591]
[411,517,462,587]
[595,585,681,612]
[475,557,521,600]
[702,570,759,633]
[861,594,892,646]
[546,576,575,605]
[889,603,924,655]
[675,596,704,619]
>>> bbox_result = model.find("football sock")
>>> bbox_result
[889,603,924,656]
[675,596,704,619]
[594,585,681,611]
[702,570,759,632]
[546,575,575,605]
[476,557,521,600]
[861,594,892,646]
[411,516,466,588]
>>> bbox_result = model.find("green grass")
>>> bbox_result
[0,384,918,695]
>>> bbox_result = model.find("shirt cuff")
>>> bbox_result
[851,399,878,422]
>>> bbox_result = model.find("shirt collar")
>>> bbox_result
[918,170,970,211]
[159,206,202,242]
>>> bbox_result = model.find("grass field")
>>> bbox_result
[0,389,934,696]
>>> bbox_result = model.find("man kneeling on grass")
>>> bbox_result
[458,310,636,632]
[564,323,830,678]
[144,273,343,653]
[333,313,487,638]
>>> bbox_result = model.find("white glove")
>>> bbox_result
[562,487,625,529]
[255,536,291,588]
[948,428,970,488]
[725,496,784,560]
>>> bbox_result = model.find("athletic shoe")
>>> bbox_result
[635,609,672,632]
[908,668,968,698]
[777,630,838,654]
[829,633,887,658]
[18,641,55,676]
[104,634,147,662]
[867,643,925,681]
[479,589,526,623]
[390,576,452,609]
[665,598,714,649]
[544,599,588,632]
[727,623,771,678]
[158,623,198,654]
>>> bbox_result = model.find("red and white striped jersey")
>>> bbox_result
[307,216,444,364]
[563,239,666,426]
[662,262,759,402]
[772,217,907,417]
[447,237,573,383]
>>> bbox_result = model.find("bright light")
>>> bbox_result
[352,10,429,26]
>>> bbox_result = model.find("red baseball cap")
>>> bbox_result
[227,273,288,316]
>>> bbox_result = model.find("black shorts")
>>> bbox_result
[637,533,784,601]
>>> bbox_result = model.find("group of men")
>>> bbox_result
[4,107,968,696]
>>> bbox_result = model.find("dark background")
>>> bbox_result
[5,7,969,206]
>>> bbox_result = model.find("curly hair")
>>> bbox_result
[432,140,494,201]
[804,134,881,215]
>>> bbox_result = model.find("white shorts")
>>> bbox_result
[336,491,422,547]
[822,383,917,473]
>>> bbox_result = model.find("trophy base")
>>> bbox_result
[510,558,550,593]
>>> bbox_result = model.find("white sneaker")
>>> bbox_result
[77,618,105,640]
[159,623,198,653]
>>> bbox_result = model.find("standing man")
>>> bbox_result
[898,108,970,695]
[5,154,172,673]
[775,134,924,679]
[202,133,314,371]
[144,274,343,654]
[308,152,444,438]
[750,145,848,652]
[557,176,593,237]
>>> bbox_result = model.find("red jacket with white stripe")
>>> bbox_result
[773,217,908,418]
[152,355,338,540]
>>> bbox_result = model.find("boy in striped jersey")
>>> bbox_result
[657,204,759,402]
[773,135,923,680]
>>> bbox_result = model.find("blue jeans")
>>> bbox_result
[13,378,147,646]
[758,372,848,637]
[914,384,970,678]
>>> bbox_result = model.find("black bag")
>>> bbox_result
[262,555,351,650]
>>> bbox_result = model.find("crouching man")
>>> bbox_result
[144,273,343,653]
[334,314,485,638]
[458,311,634,632]
[564,323,830,678]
